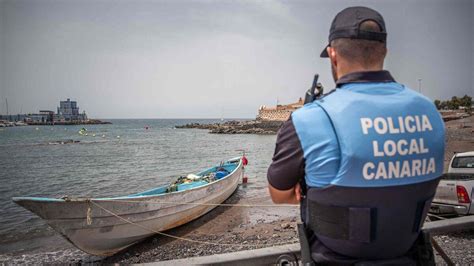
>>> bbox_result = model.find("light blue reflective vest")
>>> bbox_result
[292,82,445,188]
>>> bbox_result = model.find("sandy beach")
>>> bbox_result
[101,191,300,264]
[444,115,474,168]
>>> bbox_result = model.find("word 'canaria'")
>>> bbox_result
[363,158,436,180]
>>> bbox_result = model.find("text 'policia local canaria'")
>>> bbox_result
[360,115,436,180]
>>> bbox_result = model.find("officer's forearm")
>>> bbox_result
[268,184,300,204]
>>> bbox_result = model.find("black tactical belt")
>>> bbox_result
[307,200,374,243]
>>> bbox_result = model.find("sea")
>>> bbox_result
[0,119,279,263]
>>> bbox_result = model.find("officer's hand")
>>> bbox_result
[268,183,301,204]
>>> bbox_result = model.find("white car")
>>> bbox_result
[447,151,474,174]
[430,151,474,216]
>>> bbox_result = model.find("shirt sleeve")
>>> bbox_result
[267,117,305,190]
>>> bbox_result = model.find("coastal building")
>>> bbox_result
[0,99,87,123]
[39,110,55,123]
[25,113,49,123]
[257,98,304,121]
[0,114,30,122]
[57,98,87,121]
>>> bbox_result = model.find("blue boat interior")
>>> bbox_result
[125,160,239,198]
[12,159,240,202]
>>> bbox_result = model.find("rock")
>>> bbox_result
[281,223,290,229]
[272,234,279,238]
[176,120,284,135]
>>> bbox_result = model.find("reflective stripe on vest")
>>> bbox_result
[292,83,445,188]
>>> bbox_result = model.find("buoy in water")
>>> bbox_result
[102,134,106,138]
[35,127,39,131]
[242,156,248,166]
[117,136,120,139]
[92,134,96,137]
[78,128,87,135]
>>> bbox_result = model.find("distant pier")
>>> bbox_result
[26,119,111,126]
[0,98,111,126]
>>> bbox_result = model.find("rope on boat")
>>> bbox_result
[86,206,92,225]
[90,198,299,208]
[90,200,299,248]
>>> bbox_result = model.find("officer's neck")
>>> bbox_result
[336,62,384,80]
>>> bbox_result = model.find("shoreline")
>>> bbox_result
[1,116,473,264]
[176,113,471,135]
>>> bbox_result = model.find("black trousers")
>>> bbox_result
[299,224,435,266]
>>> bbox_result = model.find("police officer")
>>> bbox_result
[267,6,445,264]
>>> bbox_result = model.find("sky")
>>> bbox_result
[0,0,472,119]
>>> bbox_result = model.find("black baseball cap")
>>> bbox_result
[320,6,387,57]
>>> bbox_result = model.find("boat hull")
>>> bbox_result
[13,159,242,256]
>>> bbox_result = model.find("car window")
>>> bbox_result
[451,156,474,168]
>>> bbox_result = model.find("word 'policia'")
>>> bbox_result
[360,115,433,135]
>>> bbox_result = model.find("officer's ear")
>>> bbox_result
[328,46,337,66]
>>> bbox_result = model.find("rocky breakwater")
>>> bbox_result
[26,119,112,126]
[176,120,284,134]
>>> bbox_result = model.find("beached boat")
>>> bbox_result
[12,157,243,256]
